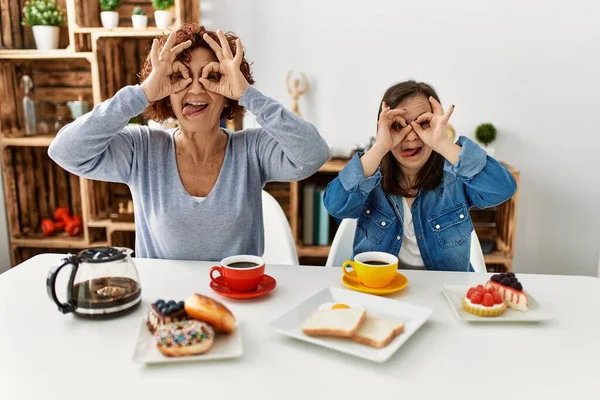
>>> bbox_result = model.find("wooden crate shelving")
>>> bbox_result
[0,0,197,266]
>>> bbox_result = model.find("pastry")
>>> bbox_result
[146,299,188,333]
[486,273,528,311]
[462,285,507,317]
[155,320,215,357]
[184,293,236,333]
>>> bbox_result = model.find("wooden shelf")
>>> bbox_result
[483,251,514,265]
[319,159,348,173]
[87,219,135,231]
[298,244,331,258]
[0,135,56,147]
[0,49,93,60]
[88,27,177,40]
[11,235,92,249]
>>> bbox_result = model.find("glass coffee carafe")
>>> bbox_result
[46,247,142,319]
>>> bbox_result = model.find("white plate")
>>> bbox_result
[267,287,433,363]
[132,319,243,364]
[441,284,553,322]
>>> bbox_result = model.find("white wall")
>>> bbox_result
[206,0,600,276]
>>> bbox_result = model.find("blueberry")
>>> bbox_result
[500,278,512,286]
[178,301,185,308]
[507,272,515,278]
[168,305,178,314]
[167,300,176,306]
[512,282,523,291]
[160,306,168,314]
[491,275,501,282]
[155,299,165,306]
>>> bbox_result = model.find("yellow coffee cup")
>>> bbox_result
[342,251,398,288]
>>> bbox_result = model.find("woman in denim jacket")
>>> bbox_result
[323,81,517,272]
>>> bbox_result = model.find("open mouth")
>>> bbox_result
[400,147,423,158]
[182,101,209,117]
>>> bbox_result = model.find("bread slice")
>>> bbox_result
[302,309,366,337]
[351,315,404,348]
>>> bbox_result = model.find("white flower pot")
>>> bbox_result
[154,10,172,29]
[131,15,148,29]
[32,26,60,50]
[100,11,120,30]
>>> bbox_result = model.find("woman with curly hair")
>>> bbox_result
[49,24,330,261]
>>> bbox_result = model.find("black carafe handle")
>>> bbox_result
[46,256,79,314]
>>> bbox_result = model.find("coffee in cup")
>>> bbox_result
[342,251,398,288]
[210,255,265,292]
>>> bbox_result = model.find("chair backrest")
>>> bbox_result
[469,229,487,272]
[325,218,487,272]
[261,190,299,265]
[325,219,357,267]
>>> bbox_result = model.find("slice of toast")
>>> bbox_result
[351,315,404,348]
[302,308,366,338]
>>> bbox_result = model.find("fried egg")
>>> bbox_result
[318,302,364,311]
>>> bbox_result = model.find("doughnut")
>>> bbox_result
[154,320,215,357]
[184,293,236,333]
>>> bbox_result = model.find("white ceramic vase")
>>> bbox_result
[32,26,60,50]
[100,11,120,29]
[154,10,172,29]
[131,15,148,29]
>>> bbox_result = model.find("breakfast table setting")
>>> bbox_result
[1,248,599,400]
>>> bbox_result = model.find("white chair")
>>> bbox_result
[325,218,487,272]
[261,190,299,265]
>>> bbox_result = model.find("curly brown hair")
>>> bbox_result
[139,23,255,122]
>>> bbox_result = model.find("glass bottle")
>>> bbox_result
[22,75,37,137]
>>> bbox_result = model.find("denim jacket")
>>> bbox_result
[323,136,517,272]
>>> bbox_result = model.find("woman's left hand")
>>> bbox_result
[410,97,455,153]
[200,29,250,100]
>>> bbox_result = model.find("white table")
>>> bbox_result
[1,254,599,399]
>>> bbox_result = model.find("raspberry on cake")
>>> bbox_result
[147,299,188,333]
[462,285,507,317]
[486,273,528,312]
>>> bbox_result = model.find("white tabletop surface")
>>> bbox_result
[1,253,599,399]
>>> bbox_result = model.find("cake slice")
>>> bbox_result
[146,299,188,333]
[302,308,366,338]
[486,273,528,311]
[351,315,404,348]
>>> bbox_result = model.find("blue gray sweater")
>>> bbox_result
[48,85,330,261]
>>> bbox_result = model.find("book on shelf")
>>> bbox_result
[302,185,342,247]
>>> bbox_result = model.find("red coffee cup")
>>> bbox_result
[210,255,265,292]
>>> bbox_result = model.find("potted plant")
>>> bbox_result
[475,122,497,156]
[22,0,65,50]
[152,0,174,29]
[131,6,148,29]
[99,0,121,29]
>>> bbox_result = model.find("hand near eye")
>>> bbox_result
[141,31,193,103]
[410,97,455,153]
[199,29,250,100]
[373,102,412,153]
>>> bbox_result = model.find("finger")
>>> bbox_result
[150,39,159,66]
[171,39,193,56]
[217,29,233,59]
[429,96,444,116]
[379,102,390,121]
[203,33,224,61]
[390,115,408,128]
[386,108,407,119]
[172,61,190,79]
[233,38,243,66]
[411,121,424,135]
[198,78,220,93]
[414,112,434,124]
[442,104,455,124]
[201,62,221,78]
[171,78,193,93]
[159,31,177,61]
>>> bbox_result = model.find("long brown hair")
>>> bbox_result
[379,80,445,197]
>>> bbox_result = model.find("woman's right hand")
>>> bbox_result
[373,102,412,153]
[141,32,194,102]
